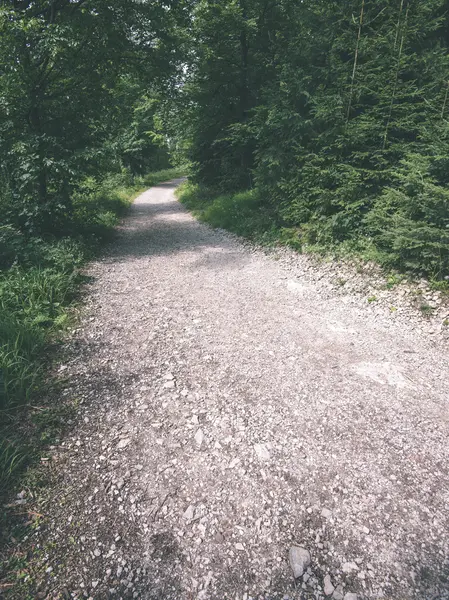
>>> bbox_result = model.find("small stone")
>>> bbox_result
[94,549,101,557]
[344,594,358,600]
[194,429,204,447]
[163,380,176,389]
[342,562,358,573]
[288,546,311,578]
[324,575,335,596]
[183,505,195,521]
[254,443,270,461]
[117,438,131,449]
[321,508,332,519]
[332,587,344,600]
[235,543,245,551]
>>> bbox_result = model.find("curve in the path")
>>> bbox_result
[35,181,448,600]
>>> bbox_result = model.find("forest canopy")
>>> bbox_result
[1,0,449,277]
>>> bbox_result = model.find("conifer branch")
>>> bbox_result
[394,0,405,50]
[382,2,410,150]
[441,81,449,119]
[346,0,365,127]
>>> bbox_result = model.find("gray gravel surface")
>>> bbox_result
[27,181,448,600]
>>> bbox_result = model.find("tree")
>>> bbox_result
[0,0,186,233]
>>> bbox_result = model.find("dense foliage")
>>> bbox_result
[0,0,188,491]
[0,0,187,235]
[173,0,449,278]
[0,0,188,401]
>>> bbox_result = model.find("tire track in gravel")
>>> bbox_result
[27,180,448,600]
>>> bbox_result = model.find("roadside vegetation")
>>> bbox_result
[172,0,449,283]
[0,167,185,497]
[0,0,190,505]
[177,181,449,292]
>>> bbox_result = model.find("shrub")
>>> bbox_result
[366,155,449,277]
[0,226,25,270]
[178,182,277,239]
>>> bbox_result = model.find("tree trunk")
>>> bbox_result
[239,0,252,185]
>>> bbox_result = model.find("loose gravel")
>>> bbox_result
[12,180,449,600]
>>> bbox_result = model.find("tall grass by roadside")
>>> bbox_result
[177,181,279,240]
[177,181,449,289]
[0,166,186,497]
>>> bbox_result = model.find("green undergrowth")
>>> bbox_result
[138,166,187,189]
[177,181,280,240]
[177,181,449,291]
[0,166,186,501]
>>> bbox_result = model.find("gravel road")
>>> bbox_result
[26,181,448,600]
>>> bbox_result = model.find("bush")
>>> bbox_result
[0,226,25,270]
[366,155,449,277]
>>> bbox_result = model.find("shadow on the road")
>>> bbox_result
[103,186,249,271]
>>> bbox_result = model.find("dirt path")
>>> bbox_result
[22,181,448,599]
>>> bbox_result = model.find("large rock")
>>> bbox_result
[324,574,335,596]
[254,443,270,461]
[194,428,204,447]
[342,561,358,573]
[288,546,311,578]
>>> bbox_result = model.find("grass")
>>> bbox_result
[420,303,435,316]
[177,182,449,292]
[177,182,376,255]
[0,166,186,499]
[177,181,281,241]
